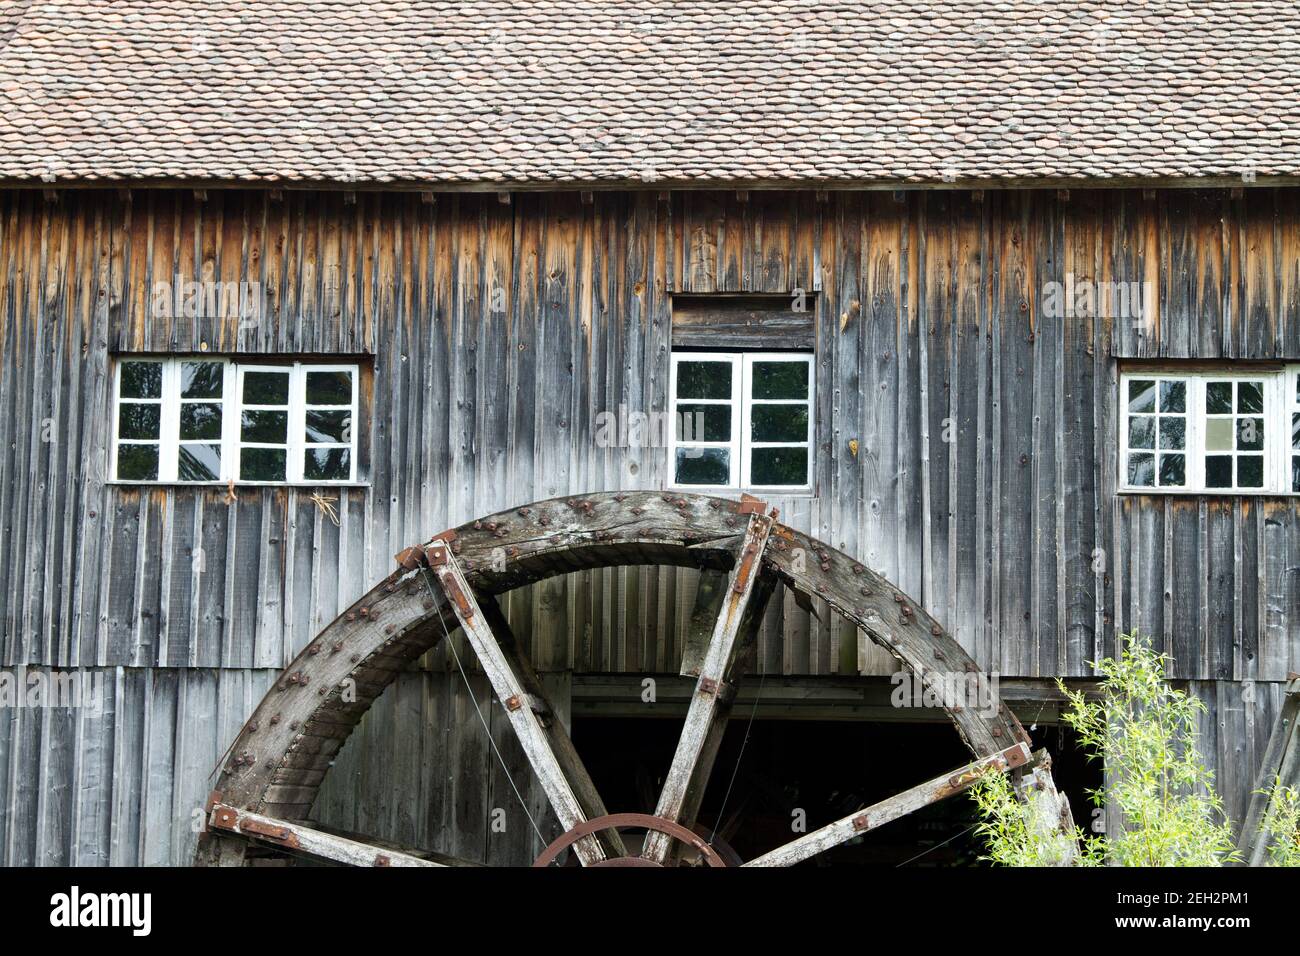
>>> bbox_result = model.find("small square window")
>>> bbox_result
[669,352,813,492]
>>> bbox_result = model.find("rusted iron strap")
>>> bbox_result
[696,677,736,703]
[431,562,475,620]
[735,494,768,515]
[730,517,771,595]
[208,803,301,849]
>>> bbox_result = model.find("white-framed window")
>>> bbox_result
[668,351,813,493]
[111,357,359,485]
[1291,367,1300,493]
[1119,367,1297,494]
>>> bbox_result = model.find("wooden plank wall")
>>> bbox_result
[1,187,1297,681]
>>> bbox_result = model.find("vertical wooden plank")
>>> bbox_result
[994,191,1035,676]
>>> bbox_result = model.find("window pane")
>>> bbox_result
[303,447,351,481]
[1293,456,1300,493]
[120,362,162,399]
[1292,412,1299,451]
[1127,452,1155,487]
[1205,455,1233,488]
[1159,380,1185,413]
[241,410,288,444]
[178,444,221,481]
[181,361,223,398]
[1158,454,1185,486]
[1237,381,1264,414]
[1158,417,1184,450]
[306,370,353,406]
[751,447,808,486]
[180,402,222,440]
[1127,415,1155,450]
[118,403,161,440]
[1127,379,1156,414]
[243,371,289,405]
[674,447,730,485]
[752,362,809,400]
[1206,381,1233,414]
[1238,456,1264,488]
[240,447,286,481]
[1159,455,1190,486]
[1205,418,1233,452]
[1237,417,1264,452]
[116,444,159,480]
[751,404,809,443]
[305,408,352,444]
[675,404,731,442]
[675,362,731,400]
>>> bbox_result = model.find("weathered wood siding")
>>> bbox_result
[2,187,1298,681]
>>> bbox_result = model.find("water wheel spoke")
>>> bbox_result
[642,513,776,865]
[419,540,622,865]
[206,799,482,867]
[743,742,1032,867]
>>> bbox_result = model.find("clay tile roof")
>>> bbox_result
[1,0,1299,186]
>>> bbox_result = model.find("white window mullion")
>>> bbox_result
[734,354,746,488]
[289,363,306,483]
[109,361,122,480]
[220,361,237,483]
[1188,378,1204,491]
[159,359,180,482]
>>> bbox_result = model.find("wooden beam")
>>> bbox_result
[642,514,776,864]
[1237,677,1300,865]
[1012,750,1080,866]
[475,594,627,859]
[207,801,475,867]
[679,568,728,677]
[420,541,615,866]
[743,743,1032,867]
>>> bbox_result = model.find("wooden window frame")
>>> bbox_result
[110,356,361,486]
[669,351,814,495]
[1118,366,1294,495]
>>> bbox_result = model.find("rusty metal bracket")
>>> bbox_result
[418,543,477,620]
[696,677,736,704]
[730,517,769,594]
[208,802,301,849]
[735,494,768,516]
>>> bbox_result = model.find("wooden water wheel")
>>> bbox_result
[197,491,1076,867]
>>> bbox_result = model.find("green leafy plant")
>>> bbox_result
[1256,780,1300,866]
[972,630,1237,866]
[970,768,1096,866]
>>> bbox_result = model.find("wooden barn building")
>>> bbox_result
[0,0,1298,866]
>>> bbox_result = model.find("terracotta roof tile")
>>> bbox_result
[1,0,1298,185]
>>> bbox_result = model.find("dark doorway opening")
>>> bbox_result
[571,715,1099,866]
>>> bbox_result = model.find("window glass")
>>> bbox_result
[301,368,354,482]
[1121,370,1290,494]
[239,367,291,482]
[112,358,360,485]
[115,360,164,480]
[670,352,812,491]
